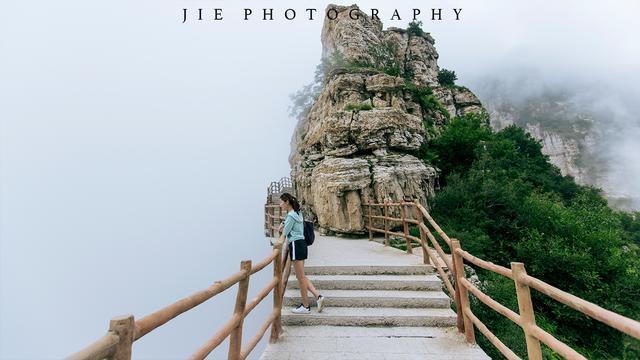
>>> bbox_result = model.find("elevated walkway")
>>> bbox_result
[261,235,489,359]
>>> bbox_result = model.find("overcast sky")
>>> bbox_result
[1,1,639,359]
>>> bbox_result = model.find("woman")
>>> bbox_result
[278,193,325,314]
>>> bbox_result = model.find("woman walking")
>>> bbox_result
[278,193,325,314]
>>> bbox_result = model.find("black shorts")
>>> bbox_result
[288,239,308,261]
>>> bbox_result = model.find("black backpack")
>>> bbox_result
[303,221,315,246]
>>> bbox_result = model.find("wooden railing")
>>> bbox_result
[364,200,640,359]
[267,177,293,196]
[67,239,291,360]
[265,204,286,238]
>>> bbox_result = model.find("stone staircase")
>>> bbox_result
[260,236,489,359]
[281,264,458,328]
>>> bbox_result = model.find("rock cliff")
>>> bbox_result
[479,84,601,186]
[480,85,639,211]
[289,5,485,234]
[489,106,591,185]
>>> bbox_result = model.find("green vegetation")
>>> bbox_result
[388,238,421,252]
[321,41,403,78]
[288,51,347,121]
[421,113,640,359]
[404,83,450,119]
[438,68,458,87]
[423,112,492,178]
[407,21,425,37]
[368,40,402,77]
[344,103,373,112]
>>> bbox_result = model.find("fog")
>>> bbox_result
[467,71,640,209]
[1,0,638,359]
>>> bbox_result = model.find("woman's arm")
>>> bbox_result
[282,214,294,237]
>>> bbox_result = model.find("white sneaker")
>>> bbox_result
[316,295,325,313]
[291,304,310,314]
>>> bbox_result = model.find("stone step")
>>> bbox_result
[281,307,457,327]
[287,274,442,291]
[260,326,491,360]
[304,265,434,275]
[283,289,450,308]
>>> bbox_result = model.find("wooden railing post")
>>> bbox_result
[228,260,251,360]
[413,202,430,264]
[512,262,543,360]
[109,315,135,360]
[267,206,271,237]
[268,206,274,237]
[400,202,411,254]
[383,200,389,246]
[452,240,474,342]
[367,204,373,241]
[270,243,284,343]
[276,206,280,237]
[274,207,280,237]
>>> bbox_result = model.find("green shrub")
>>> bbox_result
[438,68,458,86]
[368,40,402,77]
[423,112,492,179]
[344,103,373,112]
[420,95,450,118]
[404,83,449,119]
[407,21,424,36]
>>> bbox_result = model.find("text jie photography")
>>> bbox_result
[181,7,463,23]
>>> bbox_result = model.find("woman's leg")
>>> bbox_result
[304,275,320,299]
[295,260,320,300]
[293,260,310,308]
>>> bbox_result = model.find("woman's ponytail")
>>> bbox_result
[280,192,300,214]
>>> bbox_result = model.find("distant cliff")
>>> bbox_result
[289,4,485,234]
[473,78,639,210]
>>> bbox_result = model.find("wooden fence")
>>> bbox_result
[364,200,640,359]
[66,239,292,360]
[265,204,286,238]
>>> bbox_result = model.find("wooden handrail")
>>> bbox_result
[455,248,513,279]
[363,202,457,312]
[463,307,521,360]
[520,272,640,339]
[68,239,290,360]
[243,278,278,317]
[270,241,286,343]
[72,185,295,360]
[134,268,248,340]
[250,249,278,275]
[422,241,456,298]
[415,203,452,246]
[228,260,252,359]
[363,200,640,359]
[459,278,521,326]
[529,325,586,360]
[420,223,453,269]
[241,311,278,359]
[413,203,430,265]
[66,332,119,360]
[189,313,242,360]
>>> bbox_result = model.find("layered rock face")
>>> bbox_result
[290,5,484,234]
[484,91,595,185]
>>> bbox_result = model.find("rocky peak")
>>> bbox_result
[290,4,485,234]
[320,5,440,88]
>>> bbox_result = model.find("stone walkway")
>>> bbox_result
[260,235,489,359]
[262,326,488,360]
